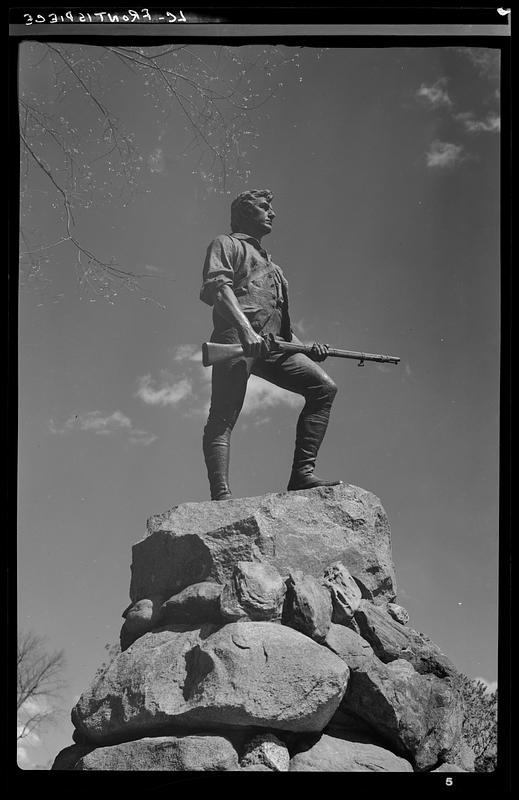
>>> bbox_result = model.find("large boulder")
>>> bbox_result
[354,600,456,678]
[73,734,239,771]
[289,733,413,772]
[130,485,396,605]
[324,624,463,771]
[72,622,349,744]
[324,622,375,671]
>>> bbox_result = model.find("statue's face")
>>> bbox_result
[246,197,276,237]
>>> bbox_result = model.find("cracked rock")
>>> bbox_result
[283,569,333,643]
[322,561,362,623]
[72,622,349,743]
[220,561,286,622]
[240,733,290,771]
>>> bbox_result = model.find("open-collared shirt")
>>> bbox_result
[200,231,292,340]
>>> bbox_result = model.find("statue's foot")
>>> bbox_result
[287,473,343,491]
[212,491,233,501]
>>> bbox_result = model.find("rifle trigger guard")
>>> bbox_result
[358,359,365,367]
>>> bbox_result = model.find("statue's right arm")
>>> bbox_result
[213,285,267,358]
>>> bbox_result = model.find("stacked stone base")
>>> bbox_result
[53,485,474,773]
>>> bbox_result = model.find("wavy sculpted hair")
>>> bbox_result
[230,189,274,233]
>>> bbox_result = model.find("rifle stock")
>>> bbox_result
[202,338,400,368]
[202,341,244,366]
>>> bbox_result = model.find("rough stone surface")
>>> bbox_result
[324,706,387,745]
[240,733,290,771]
[220,561,286,622]
[283,569,333,643]
[387,602,410,625]
[442,738,476,772]
[324,625,463,771]
[161,582,223,625]
[322,561,362,623]
[132,485,396,605]
[130,516,273,603]
[56,486,468,777]
[289,733,413,772]
[52,744,95,770]
[74,735,239,771]
[72,727,92,745]
[324,623,376,672]
[341,654,463,771]
[72,622,349,744]
[120,596,165,650]
[354,600,456,678]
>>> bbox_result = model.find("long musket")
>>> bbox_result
[202,334,400,368]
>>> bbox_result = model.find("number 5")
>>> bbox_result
[446,777,453,786]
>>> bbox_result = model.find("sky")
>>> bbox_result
[16,41,501,768]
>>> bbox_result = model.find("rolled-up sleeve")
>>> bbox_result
[200,235,236,306]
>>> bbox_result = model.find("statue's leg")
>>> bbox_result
[253,352,341,491]
[203,355,252,500]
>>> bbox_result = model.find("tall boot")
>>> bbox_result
[287,395,342,491]
[203,427,233,501]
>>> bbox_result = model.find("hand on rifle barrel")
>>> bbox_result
[309,342,331,362]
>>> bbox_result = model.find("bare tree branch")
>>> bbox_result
[19,42,323,303]
[17,630,67,748]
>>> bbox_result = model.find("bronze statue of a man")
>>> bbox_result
[200,189,341,500]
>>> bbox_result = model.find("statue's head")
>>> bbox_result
[230,189,275,237]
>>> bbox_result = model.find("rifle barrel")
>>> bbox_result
[201,339,400,367]
[276,341,400,365]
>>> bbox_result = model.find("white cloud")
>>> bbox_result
[474,677,498,694]
[241,375,304,416]
[177,366,303,422]
[49,410,132,435]
[425,140,465,168]
[76,410,131,433]
[145,344,304,422]
[17,723,42,767]
[136,374,192,406]
[416,78,453,108]
[455,111,500,133]
[17,745,31,766]
[17,726,43,768]
[148,147,165,173]
[173,344,203,362]
[19,698,47,716]
[128,429,158,446]
[17,726,42,746]
[49,410,156,445]
[292,318,308,338]
[453,47,500,80]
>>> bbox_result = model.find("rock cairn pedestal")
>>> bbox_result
[53,484,473,772]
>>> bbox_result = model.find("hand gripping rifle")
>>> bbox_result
[202,333,400,368]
